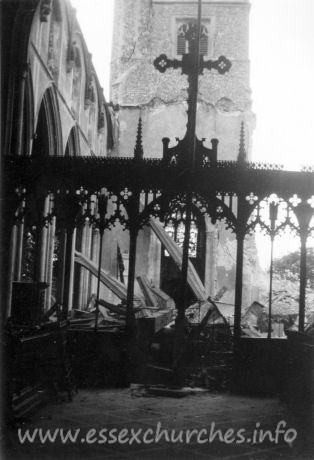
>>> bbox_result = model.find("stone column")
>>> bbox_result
[5,193,25,320]
[15,216,24,281]
[6,224,18,319]
[56,228,67,306]
[15,64,28,156]
[45,212,56,310]
[66,228,77,314]
[38,195,50,283]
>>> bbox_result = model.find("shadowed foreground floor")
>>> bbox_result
[3,387,314,459]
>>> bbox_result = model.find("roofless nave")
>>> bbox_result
[2,1,314,454]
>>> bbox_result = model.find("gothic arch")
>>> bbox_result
[65,125,80,156]
[33,86,62,157]
[23,68,35,156]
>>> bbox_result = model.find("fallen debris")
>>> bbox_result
[146,385,197,398]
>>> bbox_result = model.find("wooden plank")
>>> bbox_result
[136,276,159,308]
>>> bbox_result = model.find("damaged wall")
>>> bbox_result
[110,0,255,159]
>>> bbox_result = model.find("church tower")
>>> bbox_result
[110,0,255,159]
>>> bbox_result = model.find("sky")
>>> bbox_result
[71,0,114,97]
[250,0,314,169]
[71,0,314,265]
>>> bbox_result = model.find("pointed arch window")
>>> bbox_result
[164,213,199,258]
[177,22,209,56]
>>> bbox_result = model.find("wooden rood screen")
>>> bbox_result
[4,154,314,338]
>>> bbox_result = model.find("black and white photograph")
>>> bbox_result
[1,0,314,458]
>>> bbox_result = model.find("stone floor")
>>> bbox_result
[3,387,314,459]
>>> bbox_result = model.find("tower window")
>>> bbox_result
[177,22,209,56]
[177,24,188,54]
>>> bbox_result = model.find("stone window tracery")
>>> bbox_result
[164,219,199,257]
[177,22,209,56]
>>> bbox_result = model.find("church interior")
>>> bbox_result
[1,0,314,458]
